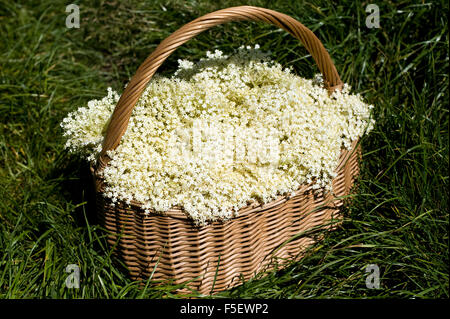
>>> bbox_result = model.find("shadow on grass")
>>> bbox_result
[52,156,99,228]
[50,155,134,278]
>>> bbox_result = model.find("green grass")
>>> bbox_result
[0,0,448,298]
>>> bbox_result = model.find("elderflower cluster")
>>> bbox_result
[61,45,375,225]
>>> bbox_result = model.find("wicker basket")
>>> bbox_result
[91,6,361,294]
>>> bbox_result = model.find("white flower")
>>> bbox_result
[61,46,375,225]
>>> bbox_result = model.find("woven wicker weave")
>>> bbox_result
[91,6,361,294]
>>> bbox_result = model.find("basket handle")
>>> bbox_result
[98,5,342,168]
